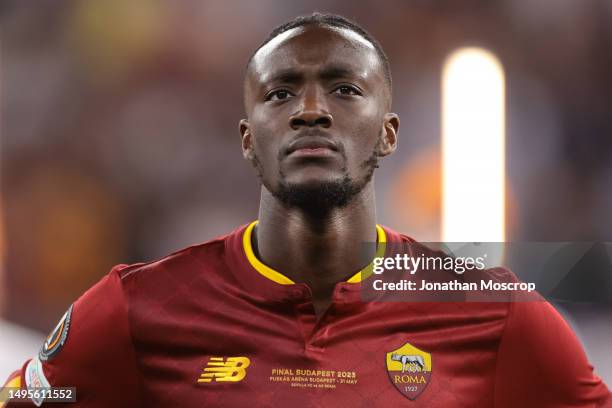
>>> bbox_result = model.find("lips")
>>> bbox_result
[285,136,339,156]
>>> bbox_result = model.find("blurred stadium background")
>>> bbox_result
[1,0,611,382]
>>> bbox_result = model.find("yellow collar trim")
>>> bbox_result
[242,220,387,285]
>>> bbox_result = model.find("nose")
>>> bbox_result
[289,86,333,130]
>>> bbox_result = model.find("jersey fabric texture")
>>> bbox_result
[3,222,611,407]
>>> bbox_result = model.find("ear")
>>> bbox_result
[239,119,254,160]
[378,113,399,156]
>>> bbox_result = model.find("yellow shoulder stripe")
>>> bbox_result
[243,221,386,285]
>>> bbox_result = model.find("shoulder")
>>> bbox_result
[116,232,233,297]
[4,228,244,407]
[495,299,610,406]
[11,263,143,407]
[378,224,417,244]
[114,233,243,316]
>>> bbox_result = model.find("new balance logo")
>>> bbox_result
[197,357,251,383]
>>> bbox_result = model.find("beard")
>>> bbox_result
[274,174,358,210]
[254,145,380,215]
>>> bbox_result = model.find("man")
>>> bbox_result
[2,13,610,407]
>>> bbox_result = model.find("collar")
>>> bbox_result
[242,220,387,285]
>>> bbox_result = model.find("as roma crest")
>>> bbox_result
[386,342,432,400]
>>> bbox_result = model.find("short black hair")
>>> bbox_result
[247,12,392,89]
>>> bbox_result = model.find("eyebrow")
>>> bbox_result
[319,66,357,81]
[262,65,363,86]
[265,69,303,85]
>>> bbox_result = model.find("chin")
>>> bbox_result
[272,173,359,211]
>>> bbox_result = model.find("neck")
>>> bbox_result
[254,182,378,302]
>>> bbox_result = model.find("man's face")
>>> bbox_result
[241,25,398,210]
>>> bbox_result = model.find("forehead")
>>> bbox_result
[249,25,383,85]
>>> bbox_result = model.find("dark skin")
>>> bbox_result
[240,25,399,318]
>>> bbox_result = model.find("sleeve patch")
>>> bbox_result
[39,304,73,362]
[24,357,50,406]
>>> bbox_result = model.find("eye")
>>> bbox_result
[332,85,362,96]
[266,89,294,101]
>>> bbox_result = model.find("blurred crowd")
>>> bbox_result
[0,0,611,379]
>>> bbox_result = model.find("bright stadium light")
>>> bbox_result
[442,47,506,243]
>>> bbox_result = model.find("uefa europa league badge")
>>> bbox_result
[386,342,432,400]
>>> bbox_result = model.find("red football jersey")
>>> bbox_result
[2,222,611,407]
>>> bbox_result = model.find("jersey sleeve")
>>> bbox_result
[494,298,611,407]
[1,265,142,407]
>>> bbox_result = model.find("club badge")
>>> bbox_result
[386,342,432,400]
